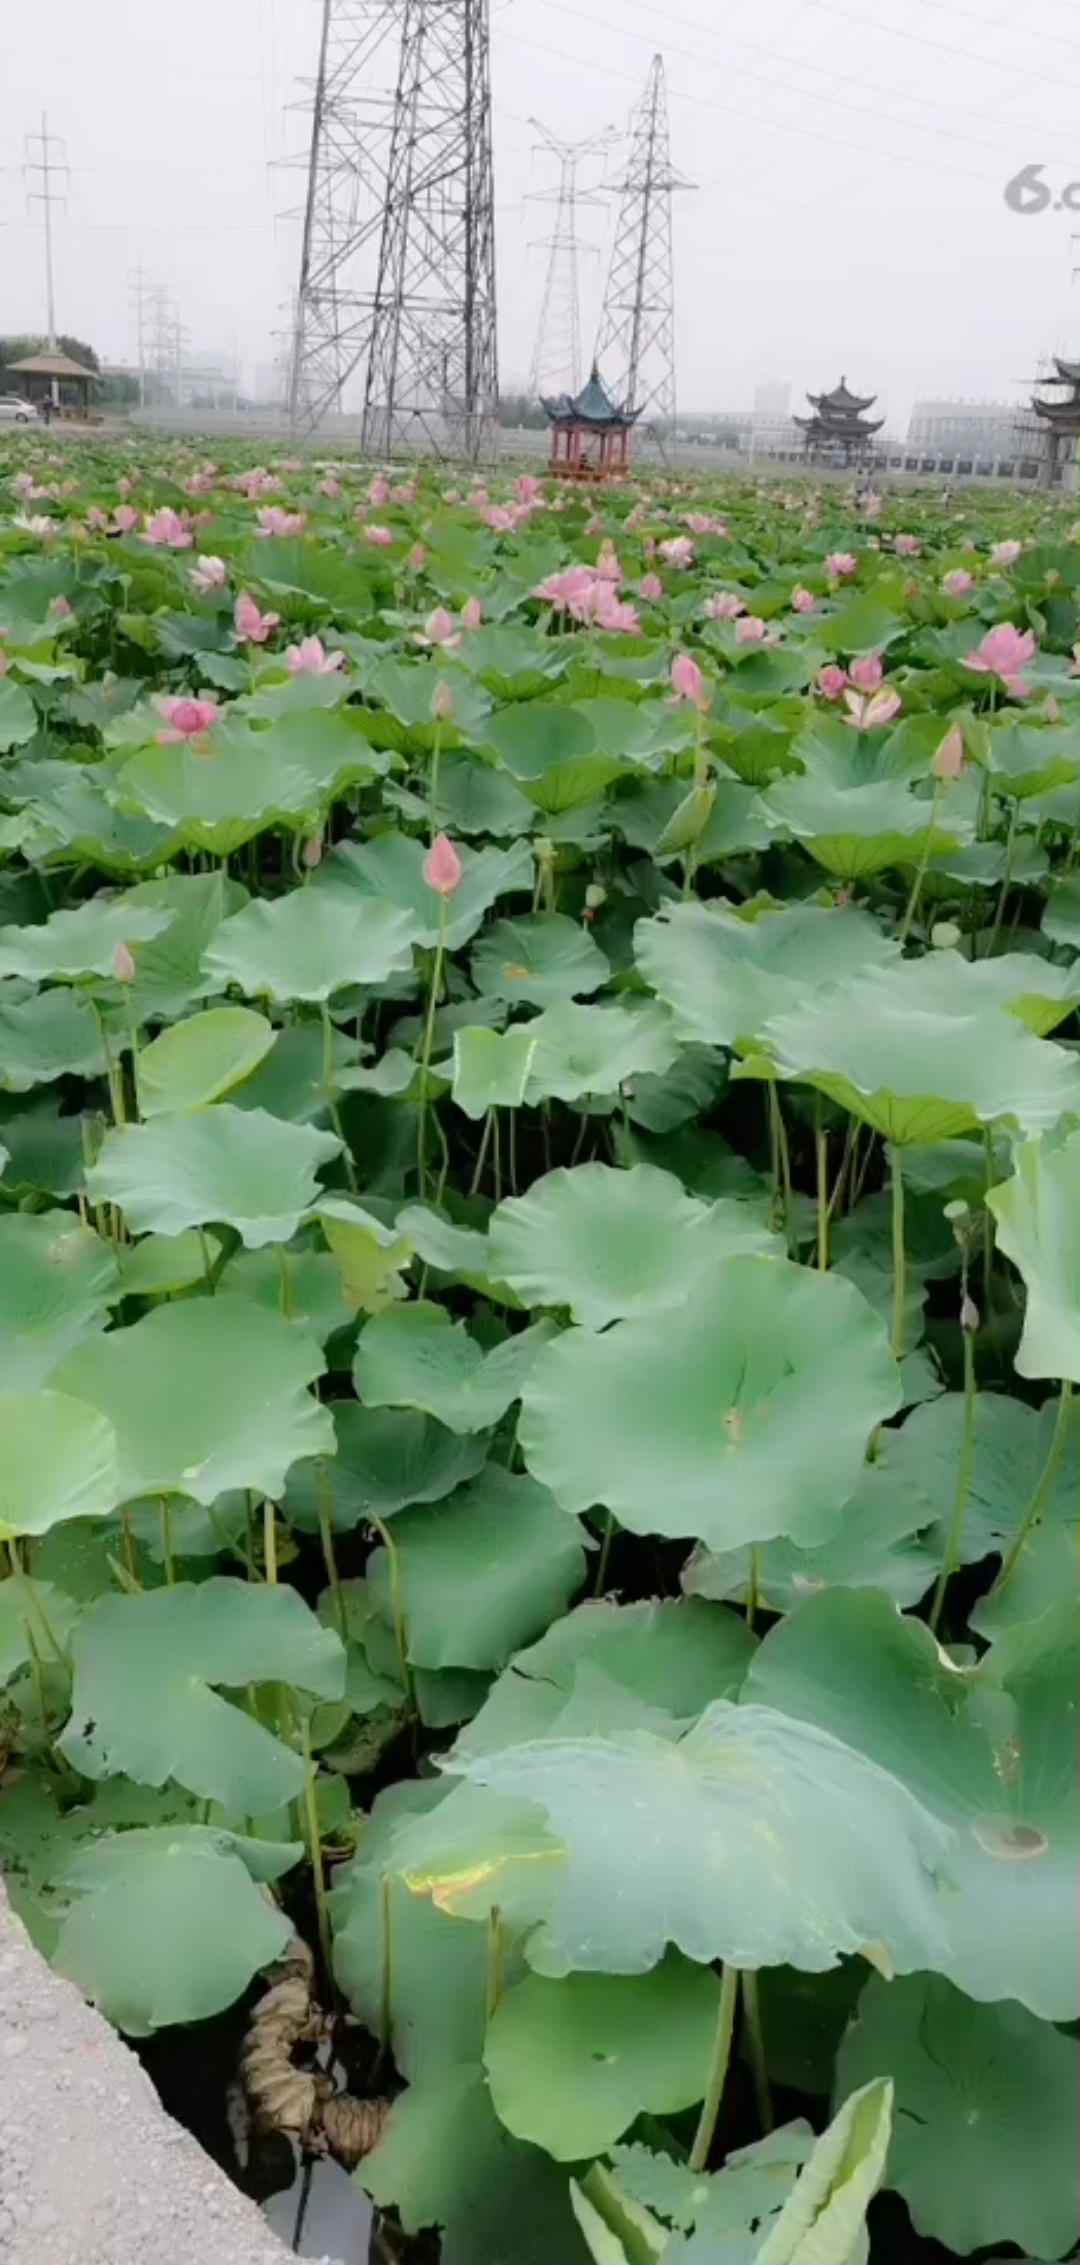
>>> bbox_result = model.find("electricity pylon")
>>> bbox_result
[593,54,691,434]
[526,122,614,403]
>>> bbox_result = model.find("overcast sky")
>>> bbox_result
[3,0,1080,428]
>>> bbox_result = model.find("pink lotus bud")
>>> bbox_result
[461,595,482,630]
[302,835,323,870]
[670,652,706,707]
[423,833,463,896]
[960,1293,980,1333]
[932,723,965,782]
[848,652,883,693]
[816,663,848,702]
[1042,693,1062,723]
[942,568,974,598]
[407,543,427,571]
[639,574,663,602]
[111,941,136,983]
[430,679,454,724]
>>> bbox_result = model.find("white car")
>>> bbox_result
[0,396,41,424]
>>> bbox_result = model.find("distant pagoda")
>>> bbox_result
[1030,357,1080,487]
[541,363,640,481]
[794,377,883,466]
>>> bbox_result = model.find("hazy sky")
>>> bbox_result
[3,0,1080,428]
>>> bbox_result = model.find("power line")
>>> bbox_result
[23,112,68,346]
[594,54,690,436]
[526,121,615,399]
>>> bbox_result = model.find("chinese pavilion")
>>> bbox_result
[541,364,639,480]
[794,377,883,466]
[7,349,99,421]
[1030,358,1080,487]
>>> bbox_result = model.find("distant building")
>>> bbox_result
[794,378,884,465]
[906,399,1036,462]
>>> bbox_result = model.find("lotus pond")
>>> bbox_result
[0,437,1076,2265]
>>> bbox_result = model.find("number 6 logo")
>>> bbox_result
[1005,163,1051,215]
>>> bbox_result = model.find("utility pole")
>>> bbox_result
[526,122,614,402]
[24,113,69,348]
[593,55,691,440]
[127,265,154,408]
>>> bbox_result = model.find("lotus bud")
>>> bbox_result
[931,921,962,950]
[423,832,463,897]
[302,834,323,870]
[585,884,606,911]
[1042,694,1061,723]
[430,679,454,724]
[111,940,136,984]
[960,1292,980,1333]
[932,723,964,783]
[461,596,482,630]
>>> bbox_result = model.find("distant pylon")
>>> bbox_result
[361,0,499,459]
[526,122,614,403]
[593,55,691,434]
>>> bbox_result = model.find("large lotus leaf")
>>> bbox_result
[355,1305,556,1435]
[218,1241,354,1341]
[285,1404,487,1539]
[762,773,966,881]
[121,870,248,1022]
[751,968,1080,1142]
[755,2077,893,2265]
[0,1390,120,1539]
[984,717,1078,800]
[0,1211,118,1389]
[0,676,38,751]
[0,1102,87,1199]
[61,1577,344,1809]
[0,897,173,982]
[456,1597,755,1761]
[54,1296,333,1506]
[0,1577,81,1686]
[228,1018,361,1122]
[367,1465,587,1672]
[54,1826,294,2034]
[365,654,491,739]
[903,948,1080,1037]
[835,1976,1077,2259]
[471,914,610,1007]
[1042,869,1080,955]
[114,711,383,855]
[487,1164,780,1327]
[484,1955,722,2161]
[634,900,898,1048]
[519,1256,901,1550]
[971,1518,1080,1644]
[597,2122,815,2248]
[203,886,419,1003]
[135,1006,275,1117]
[446,1699,952,1978]
[0,985,114,1092]
[987,1130,1080,1381]
[744,1587,1078,2017]
[85,1105,340,1246]
[450,1024,537,1119]
[316,830,533,950]
[887,1390,1078,1560]
[360,2062,590,2263]
[482,703,627,812]
[521,1001,679,1105]
[684,1460,938,1614]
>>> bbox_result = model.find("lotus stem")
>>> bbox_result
[486,1907,505,2021]
[89,997,125,1126]
[689,1962,740,2172]
[815,1106,829,1271]
[741,1970,773,2133]
[994,1380,1074,1593]
[198,1229,217,1298]
[374,1871,393,2074]
[897,784,941,947]
[368,1512,415,1717]
[428,720,443,840]
[416,897,448,1198]
[745,1548,759,1633]
[593,1510,616,1596]
[263,1497,278,1585]
[890,1149,906,1364]
[767,1081,793,1250]
[929,1320,977,1632]
[160,1499,175,1585]
[469,1108,495,1196]
[300,1713,333,1980]
[317,1464,346,1642]
[987,798,1020,955]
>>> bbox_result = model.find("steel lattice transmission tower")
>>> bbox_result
[593,55,690,433]
[526,123,613,403]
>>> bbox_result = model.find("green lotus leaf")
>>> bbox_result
[85,1104,340,1245]
[471,913,609,1006]
[755,2077,893,2265]
[311,1193,413,1314]
[360,2062,588,2261]
[762,773,966,880]
[448,1698,952,1977]
[0,1390,120,1539]
[0,986,114,1092]
[971,1518,1080,1644]
[135,1006,275,1116]
[284,1402,487,1533]
[394,1205,493,1281]
[411,749,536,836]
[0,1211,118,1389]
[521,1001,678,1104]
[601,2122,814,2246]
[365,654,491,738]
[482,703,627,812]
[984,717,1078,800]
[900,947,1080,1036]
[487,1163,780,1327]
[0,1576,81,1684]
[634,900,898,1048]
[54,1827,294,2034]
[203,886,419,1003]
[60,1577,344,1809]
[0,898,173,983]
[0,676,39,751]
[887,1390,1078,1560]
[519,1256,901,1550]
[229,1017,361,1120]
[744,1587,1078,2017]
[316,830,533,950]
[987,1129,1080,1380]
[451,1024,537,1118]
[115,1230,223,1299]
[835,1976,1077,2259]
[684,1460,938,1613]
[114,710,383,856]
[484,1954,723,2161]
[121,870,248,1022]
[54,1296,333,1506]
[355,1304,556,1434]
[367,1464,587,1672]
[1042,869,1080,954]
[0,1102,86,1198]
[220,1242,354,1341]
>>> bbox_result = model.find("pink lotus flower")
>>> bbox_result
[48,594,73,619]
[516,473,541,503]
[963,622,1036,699]
[430,679,454,724]
[704,591,744,619]
[844,686,901,731]
[417,607,460,651]
[255,505,306,539]
[142,506,192,550]
[860,492,883,520]
[670,652,707,708]
[595,543,622,583]
[423,833,463,896]
[286,636,344,676]
[933,722,964,782]
[790,586,817,613]
[991,539,1022,569]
[320,476,342,500]
[406,544,427,572]
[156,694,220,745]
[234,591,281,645]
[391,482,415,505]
[848,652,883,693]
[442,488,461,505]
[111,507,141,536]
[825,551,857,580]
[685,513,712,536]
[658,536,694,568]
[735,615,768,644]
[893,533,920,557]
[111,941,136,984]
[362,523,394,546]
[639,574,663,603]
[367,475,390,506]
[461,596,482,631]
[816,663,849,701]
[942,568,973,597]
[469,487,489,509]
[190,554,227,595]
[85,505,110,532]
[13,514,56,538]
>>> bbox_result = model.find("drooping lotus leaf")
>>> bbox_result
[367,1465,587,1672]
[835,1975,1078,2259]
[987,1129,1080,1381]
[0,1102,86,1198]
[114,710,384,856]
[745,1587,1078,2018]
[121,870,249,1023]
[484,1954,723,2161]
[229,1017,362,1121]
[481,702,628,813]
[519,1256,901,1550]
[355,1305,556,1435]
[202,886,419,1003]
[684,1460,938,1614]
[85,1105,341,1245]
[520,1001,679,1105]
[762,773,967,881]
[115,1230,224,1299]
[0,897,173,983]
[316,830,533,950]
[283,1402,488,1533]
[0,1390,120,1539]
[54,1296,333,1506]
[0,1575,81,1686]
[634,899,898,1047]
[359,2061,589,2260]
[486,1163,780,1327]
[61,1578,344,1810]
[451,1024,537,1118]
[0,985,115,1092]
[135,1006,275,1117]
[471,914,609,1007]
[900,948,1080,1037]
[0,676,38,751]
[886,1390,1078,1560]
[54,1827,294,2036]
[0,1211,118,1389]
[443,1699,952,1977]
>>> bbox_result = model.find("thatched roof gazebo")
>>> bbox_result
[7,350,99,420]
